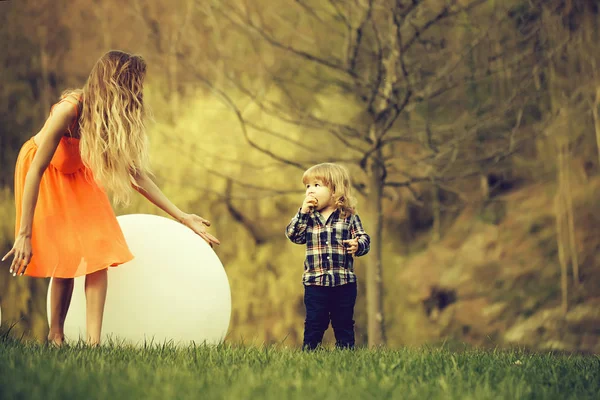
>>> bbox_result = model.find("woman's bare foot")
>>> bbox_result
[47,333,65,347]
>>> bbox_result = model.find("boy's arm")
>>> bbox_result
[350,214,370,257]
[285,209,310,244]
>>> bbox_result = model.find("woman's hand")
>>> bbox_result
[180,213,221,247]
[131,174,221,248]
[2,234,33,276]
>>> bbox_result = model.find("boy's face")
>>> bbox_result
[305,178,334,212]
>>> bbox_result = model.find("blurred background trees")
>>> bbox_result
[1,0,599,352]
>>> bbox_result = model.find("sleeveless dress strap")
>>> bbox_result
[50,94,83,135]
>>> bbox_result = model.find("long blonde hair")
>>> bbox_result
[77,50,150,204]
[302,163,357,217]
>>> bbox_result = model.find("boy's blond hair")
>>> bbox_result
[302,163,357,217]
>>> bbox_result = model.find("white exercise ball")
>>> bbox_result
[47,214,230,346]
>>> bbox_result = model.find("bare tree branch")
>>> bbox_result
[223,179,270,244]
[366,9,385,114]
[294,0,326,25]
[161,134,303,194]
[348,0,373,72]
[400,0,488,53]
[244,119,321,153]
[192,72,307,170]
[328,0,352,30]
[216,1,357,79]
[223,72,369,152]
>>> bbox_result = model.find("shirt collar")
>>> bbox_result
[314,208,340,225]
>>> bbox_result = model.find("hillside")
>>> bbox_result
[389,175,600,353]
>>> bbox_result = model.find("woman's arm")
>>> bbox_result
[2,102,77,275]
[132,172,220,246]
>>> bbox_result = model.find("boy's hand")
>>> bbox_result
[342,238,359,255]
[301,195,318,213]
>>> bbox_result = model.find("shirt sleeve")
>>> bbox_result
[350,213,370,257]
[285,208,310,244]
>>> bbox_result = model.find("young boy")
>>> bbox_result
[285,163,370,350]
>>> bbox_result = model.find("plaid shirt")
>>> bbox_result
[285,208,370,287]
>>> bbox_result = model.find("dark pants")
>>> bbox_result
[303,282,357,350]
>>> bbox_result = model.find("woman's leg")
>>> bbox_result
[84,268,108,346]
[48,277,74,346]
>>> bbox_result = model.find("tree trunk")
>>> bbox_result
[480,174,489,200]
[548,58,574,313]
[431,178,441,242]
[562,133,579,286]
[168,32,179,121]
[365,137,386,347]
[555,142,569,315]
[592,86,600,172]
[94,1,111,50]
[38,27,51,119]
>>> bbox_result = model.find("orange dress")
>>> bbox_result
[13,96,134,278]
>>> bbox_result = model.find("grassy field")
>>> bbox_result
[0,335,598,400]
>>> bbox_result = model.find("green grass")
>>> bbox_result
[0,336,599,400]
